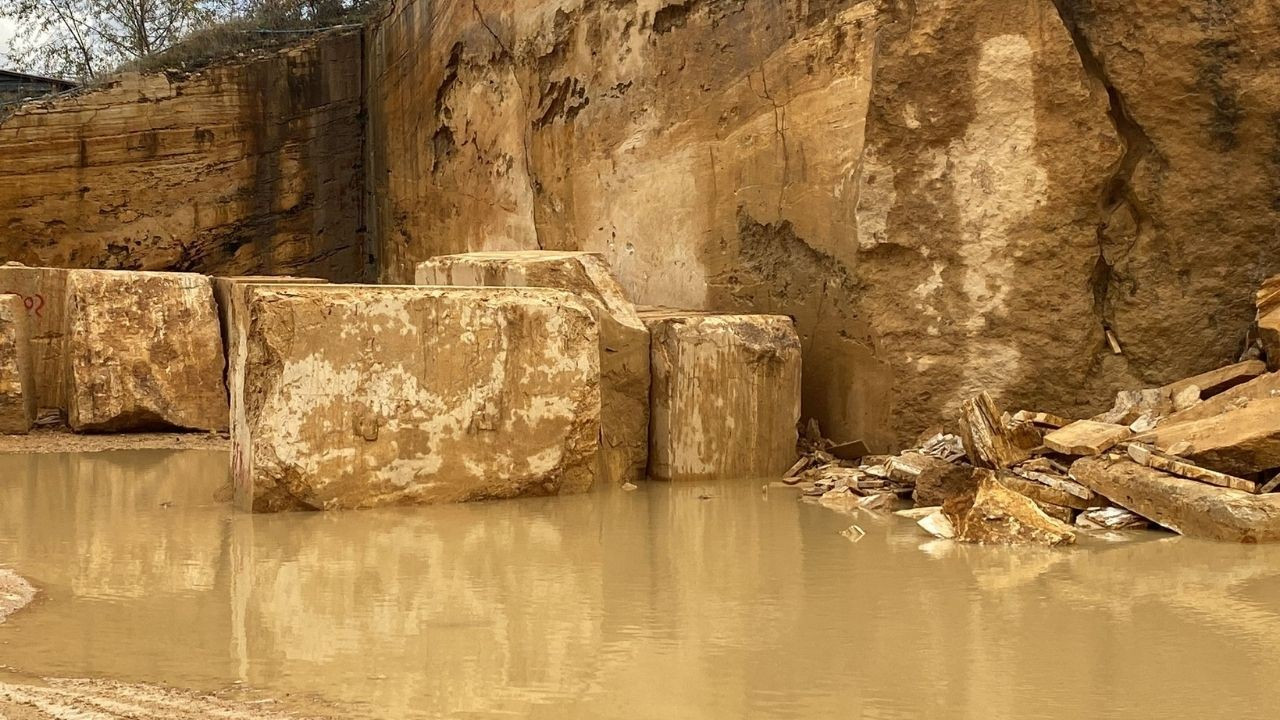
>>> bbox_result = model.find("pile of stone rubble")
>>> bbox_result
[794,273,1280,545]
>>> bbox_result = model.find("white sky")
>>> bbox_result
[0,17,17,64]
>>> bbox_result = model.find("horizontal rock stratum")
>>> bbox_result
[415,251,650,484]
[232,285,602,512]
[642,310,801,481]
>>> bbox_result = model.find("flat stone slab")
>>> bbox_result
[1132,396,1280,476]
[0,263,69,415]
[1071,456,1280,542]
[232,285,602,512]
[1258,274,1280,370]
[64,270,227,433]
[1044,420,1132,456]
[416,251,650,484]
[641,311,800,481]
[0,295,36,434]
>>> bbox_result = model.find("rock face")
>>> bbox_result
[0,31,367,281]
[1072,456,1280,543]
[365,0,1129,448]
[64,270,227,432]
[0,264,69,416]
[0,295,36,434]
[642,311,800,481]
[415,251,650,484]
[232,285,601,512]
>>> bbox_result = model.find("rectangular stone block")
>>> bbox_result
[0,263,69,416]
[0,294,36,434]
[641,310,801,481]
[64,270,228,433]
[233,285,602,512]
[212,275,328,359]
[415,251,650,484]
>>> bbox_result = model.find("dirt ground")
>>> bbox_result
[0,676,337,719]
[0,429,230,455]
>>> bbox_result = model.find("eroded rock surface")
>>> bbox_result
[643,311,800,481]
[64,270,227,433]
[233,285,601,512]
[416,251,650,484]
[0,295,35,434]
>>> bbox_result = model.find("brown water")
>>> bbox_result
[2,451,1280,719]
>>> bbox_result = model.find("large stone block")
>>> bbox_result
[63,270,227,433]
[641,311,800,481]
[415,250,649,484]
[232,285,602,512]
[0,263,69,416]
[0,294,36,434]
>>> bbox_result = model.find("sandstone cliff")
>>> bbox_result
[365,0,1280,448]
[0,30,368,281]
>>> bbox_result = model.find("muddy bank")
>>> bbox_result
[0,430,229,455]
[0,675,334,719]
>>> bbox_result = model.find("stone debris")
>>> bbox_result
[942,471,1076,547]
[233,285,602,512]
[643,311,800,481]
[917,432,966,462]
[0,294,36,434]
[1163,360,1266,399]
[0,263,69,418]
[1043,420,1132,456]
[63,270,227,433]
[917,510,956,540]
[958,392,1041,469]
[909,454,978,507]
[1076,506,1150,531]
[418,252,651,485]
[1125,442,1259,493]
[1129,397,1280,477]
[1011,410,1071,429]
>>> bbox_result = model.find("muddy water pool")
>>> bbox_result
[1,450,1279,719]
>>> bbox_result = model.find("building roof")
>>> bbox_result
[0,68,77,89]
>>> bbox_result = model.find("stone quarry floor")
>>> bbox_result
[3,451,1280,718]
[0,429,229,455]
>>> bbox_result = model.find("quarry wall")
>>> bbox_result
[0,30,368,281]
[6,1,1280,448]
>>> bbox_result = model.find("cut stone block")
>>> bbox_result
[1072,456,1280,542]
[641,311,800,481]
[232,285,602,512]
[0,263,69,416]
[63,270,227,433]
[416,251,650,484]
[1043,420,1132,456]
[0,294,36,434]
[1131,396,1280,476]
[212,275,327,360]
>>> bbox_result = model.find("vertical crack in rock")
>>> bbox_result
[1050,0,1152,338]
[471,0,545,250]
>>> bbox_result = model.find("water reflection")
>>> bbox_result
[1,452,1280,719]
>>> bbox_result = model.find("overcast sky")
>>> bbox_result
[0,17,17,65]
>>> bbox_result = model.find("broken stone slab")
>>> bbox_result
[1163,360,1266,400]
[1125,442,1259,493]
[417,251,650,485]
[996,471,1095,511]
[1131,396,1280,476]
[232,285,602,512]
[958,392,1039,469]
[64,270,227,433]
[1162,371,1280,425]
[1043,420,1132,456]
[1076,506,1150,531]
[1071,456,1280,542]
[1095,387,1171,426]
[1259,273,1280,370]
[642,311,801,481]
[942,471,1076,547]
[0,295,36,434]
[907,454,977,507]
[1011,410,1072,429]
[917,510,956,540]
[1010,460,1101,504]
[0,263,69,416]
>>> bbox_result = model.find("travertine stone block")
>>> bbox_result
[0,294,36,434]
